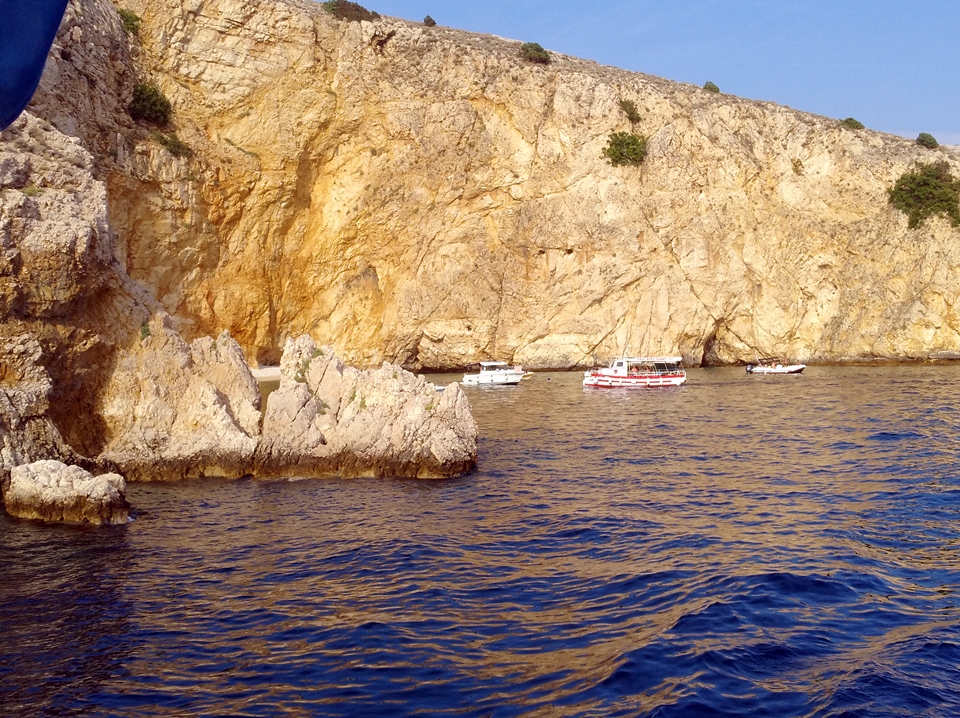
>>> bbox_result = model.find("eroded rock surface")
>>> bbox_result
[256,336,477,478]
[0,112,113,319]
[0,12,481,498]
[0,336,79,492]
[99,320,261,481]
[5,459,129,525]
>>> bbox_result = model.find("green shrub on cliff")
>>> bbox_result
[520,42,550,64]
[322,0,379,22]
[128,83,171,125]
[619,99,641,124]
[423,15,436,27]
[603,131,647,166]
[703,81,720,93]
[888,161,960,229]
[151,130,193,158]
[840,117,865,130]
[117,8,141,35]
[917,132,939,149]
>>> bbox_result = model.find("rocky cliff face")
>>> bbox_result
[1,78,476,489]
[0,111,151,471]
[27,0,960,368]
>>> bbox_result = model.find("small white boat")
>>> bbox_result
[583,356,686,388]
[745,357,806,375]
[461,361,531,386]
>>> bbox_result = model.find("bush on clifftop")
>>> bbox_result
[703,81,720,93]
[840,117,865,130]
[603,132,647,167]
[128,83,171,125]
[423,15,436,27]
[520,42,550,64]
[917,132,939,149]
[888,161,960,229]
[322,0,379,22]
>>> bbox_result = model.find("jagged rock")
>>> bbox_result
[4,459,129,525]
[98,320,261,480]
[0,25,481,488]
[255,336,477,478]
[0,113,111,318]
[0,334,109,493]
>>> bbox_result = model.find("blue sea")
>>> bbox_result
[3,365,960,716]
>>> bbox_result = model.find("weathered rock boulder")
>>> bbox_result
[98,318,261,480]
[255,336,477,478]
[5,459,129,525]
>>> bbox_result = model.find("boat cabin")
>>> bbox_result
[479,362,511,372]
[607,356,683,376]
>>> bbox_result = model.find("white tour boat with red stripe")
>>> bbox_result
[582,356,686,388]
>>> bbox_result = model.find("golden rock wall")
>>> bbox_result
[35,0,960,368]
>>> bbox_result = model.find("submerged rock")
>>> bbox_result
[4,459,129,525]
[255,336,477,478]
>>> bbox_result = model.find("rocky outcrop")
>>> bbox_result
[0,336,83,493]
[4,459,129,524]
[26,0,960,370]
[98,319,262,481]
[0,21,480,494]
[0,112,114,319]
[0,112,132,491]
[255,336,477,478]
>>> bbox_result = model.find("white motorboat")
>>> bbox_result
[745,357,806,375]
[583,356,686,388]
[461,361,531,386]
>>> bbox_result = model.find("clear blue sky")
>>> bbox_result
[366,1,960,145]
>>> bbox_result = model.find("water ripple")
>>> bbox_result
[4,366,960,716]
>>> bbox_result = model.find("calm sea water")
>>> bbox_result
[3,366,960,717]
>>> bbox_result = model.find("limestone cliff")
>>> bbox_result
[28,0,960,367]
[0,111,151,469]
[0,108,476,487]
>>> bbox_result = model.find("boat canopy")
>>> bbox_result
[479,361,511,369]
[604,356,684,375]
[613,356,683,364]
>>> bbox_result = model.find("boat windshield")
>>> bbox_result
[653,362,679,373]
[480,363,508,371]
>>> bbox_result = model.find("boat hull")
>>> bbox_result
[582,372,686,388]
[746,365,805,375]
[462,372,526,386]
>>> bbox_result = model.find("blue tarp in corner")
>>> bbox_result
[0,0,71,130]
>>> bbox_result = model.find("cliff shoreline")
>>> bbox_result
[25,0,954,371]
[3,0,960,519]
